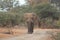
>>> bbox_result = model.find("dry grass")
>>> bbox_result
[0,27,27,38]
[0,27,60,39]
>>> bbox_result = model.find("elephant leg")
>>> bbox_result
[27,21,34,34]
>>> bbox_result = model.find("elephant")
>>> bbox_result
[23,13,40,34]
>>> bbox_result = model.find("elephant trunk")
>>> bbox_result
[27,21,34,34]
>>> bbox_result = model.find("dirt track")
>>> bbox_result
[0,29,60,40]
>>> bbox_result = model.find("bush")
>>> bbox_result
[0,12,23,27]
[31,3,60,28]
[0,3,59,28]
[32,3,58,18]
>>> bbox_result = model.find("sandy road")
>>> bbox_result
[0,29,59,40]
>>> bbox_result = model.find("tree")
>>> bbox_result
[0,0,19,11]
[27,0,49,6]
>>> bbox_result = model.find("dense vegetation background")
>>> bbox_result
[0,0,60,28]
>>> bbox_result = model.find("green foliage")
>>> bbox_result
[0,3,60,28]
[55,20,60,27]
[31,3,60,28]
[0,0,19,10]
[32,3,58,18]
[0,12,23,27]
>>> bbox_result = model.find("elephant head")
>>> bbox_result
[23,13,40,34]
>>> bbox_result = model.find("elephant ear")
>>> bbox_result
[32,13,38,21]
